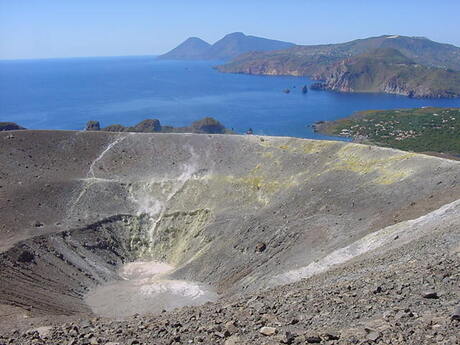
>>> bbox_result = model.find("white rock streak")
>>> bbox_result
[272,198,460,286]
[87,136,127,179]
[70,135,127,212]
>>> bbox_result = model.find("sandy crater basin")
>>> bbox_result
[85,261,217,318]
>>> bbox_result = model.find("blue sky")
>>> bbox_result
[1,0,459,59]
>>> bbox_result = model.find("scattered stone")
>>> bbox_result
[452,305,460,321]
[373,286,383,294]
[17,250,35,263]
[225,321,238,334]
[278,331,295,344]
[32,326,52,339]
[33,221,44,228]
[422,291,439,299]
[224,336,240,345]
[255,242,266,253]
[305,335,321,343]
[214,331,227,338]
[323,331,340,340]
[365,329,381,342]
[259,326,277,336]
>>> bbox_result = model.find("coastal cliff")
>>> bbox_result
[311,48,460,98]
[217,35,460,98]
[217,35,460,76]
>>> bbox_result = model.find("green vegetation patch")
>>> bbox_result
[317,107,460,155]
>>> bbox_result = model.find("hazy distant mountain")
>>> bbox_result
[310,48,460,98]
[158,32,295,61]
[158,37,211,60]
[217,35,460,76]
[204,32,295,60]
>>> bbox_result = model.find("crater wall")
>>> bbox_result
[0,131,459,319]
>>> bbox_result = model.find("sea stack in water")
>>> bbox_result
[191,117,226,134]
[132,119,162,132]
[84,117,231,134]
[85,121,101,131]
[0,122,26,131]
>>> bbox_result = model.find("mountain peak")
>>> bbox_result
[158,32,295,61]
[185,37,209,43]
[224,32,246,38]
[157,37,211,60]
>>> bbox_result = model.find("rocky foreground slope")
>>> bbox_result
[0,131,459,344]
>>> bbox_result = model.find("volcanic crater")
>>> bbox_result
[0,130,459,342]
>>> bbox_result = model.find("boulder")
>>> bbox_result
[451,305,460,320]
[17,250,35,263]
[259,326,277,336]
[255,242,266,252]
[422,291,439,299]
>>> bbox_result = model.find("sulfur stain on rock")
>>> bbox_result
[327,144,416,185]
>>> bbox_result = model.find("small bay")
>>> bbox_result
[1,56,460,139]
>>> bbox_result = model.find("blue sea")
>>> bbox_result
[1,56,460,139]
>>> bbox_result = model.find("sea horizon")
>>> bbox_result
[2,56,460,139]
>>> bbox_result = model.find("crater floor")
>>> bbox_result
[85,260,217,318]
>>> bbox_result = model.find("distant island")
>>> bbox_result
[217,35,460,98]
[314,107,460,158]
[85,117,233,134]
[157,32,295,61]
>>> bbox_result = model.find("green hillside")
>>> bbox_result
[316,107,460,156]
[217,35,460,76]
